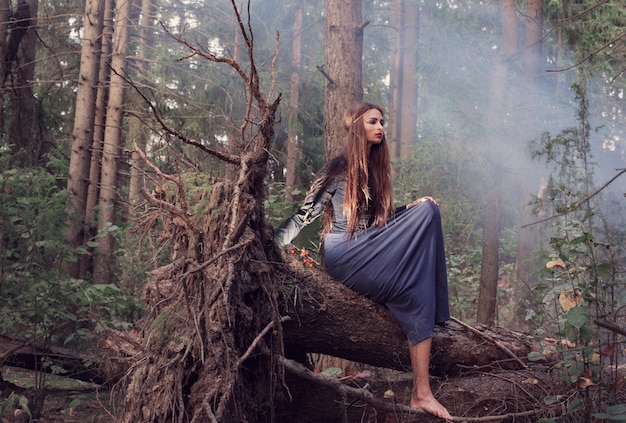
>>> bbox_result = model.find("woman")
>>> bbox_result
[275,101,452,421]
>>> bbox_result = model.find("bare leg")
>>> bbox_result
[408,338,452,421]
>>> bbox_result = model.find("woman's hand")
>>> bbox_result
[407,196,439,209]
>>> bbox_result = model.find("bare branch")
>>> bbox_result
[522,168,626,228]
[111,66,241,166]
[316,64,335,85]
[450,317,527,369]
[546,30,626,74]
[595,319,626,337]
[139,187,199,234]
[160,22,250,85]
[133,144,179,183]
[179,239,252,280]
[238,316,291,367]
[357,18,371,33]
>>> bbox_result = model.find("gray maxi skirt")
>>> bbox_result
[322,201,450,344]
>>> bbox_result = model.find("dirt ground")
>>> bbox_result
[1,364,437,423]
[1,367,113,423]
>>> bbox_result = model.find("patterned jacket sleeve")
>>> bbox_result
[274,178,338,248]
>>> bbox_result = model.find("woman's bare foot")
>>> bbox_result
[410,396,453,421]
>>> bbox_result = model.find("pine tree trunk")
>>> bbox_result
[513,0,545,329]
[477,195,501,325]
[323,0,365,160]
[285,0,302,204]
[3,0,38,165]
[387,0,401,159]
[524,0,543,78]
[398,0,419,158]
[0,0,9,91]
[94,0,134,283]
[81,0,114,277]
[66,0,105,278]
[476,0,517,325]
[127,0,155,218]
[385,0,420,159]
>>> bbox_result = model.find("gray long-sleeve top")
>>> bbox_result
[274,176,348,248]
[274,173,406,248]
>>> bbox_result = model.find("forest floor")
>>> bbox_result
[1,364,441,423]
[1,367,114,423]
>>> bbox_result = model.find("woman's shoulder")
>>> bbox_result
[322,156,347,176]
[307,157,345,197]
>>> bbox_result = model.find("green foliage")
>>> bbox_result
[0,165,68,280]
[527,83,626,421]
[0,160,140,412]
[0,392,31,421]
[265,181,292,227]
[0,162,138,335]
[392,139,484,245]
[546,0,626,82]
[594,404,626,421]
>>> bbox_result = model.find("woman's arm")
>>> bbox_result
[274,180,337,248]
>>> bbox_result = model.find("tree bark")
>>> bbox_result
[387,0,401,158]
[398,0,419,158]
[1,257,542,386]
[323,0,365,160]
[0,0,9,89]
[5,0,39,165]
[128,0,155,218]
[66,0,105,278]
[524,0,543,78]
[81,0,114,277]
[513,1,544,328]
[285,0,302,204]
[278,252,535,374]
[476,0,517,325]
[476,193,501,326]
[94,0,135,283]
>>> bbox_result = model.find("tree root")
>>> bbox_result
[279,355,571,422]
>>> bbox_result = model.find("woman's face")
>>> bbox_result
[362,108,384,146]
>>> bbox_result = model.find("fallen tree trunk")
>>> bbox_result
[279,251,541,375]
[1,254,550,387]
[0,334,107,385]
[0,255,604,423]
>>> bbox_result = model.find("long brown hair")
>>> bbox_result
[342,101,394,235]
[311,102,394,239]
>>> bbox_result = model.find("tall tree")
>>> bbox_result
[514,0,544,316]
[524,0,543,77]
[82,0,114,277]
[128,0,156,217]
[323,0,366,159]
[397,0,419,158]
[0,0,9,95]
[65,0,105,278]
[94,0,134,283]
[476,0,518,326]
[284,0,302,204]
[387,0,401,157]
[5,0,38,165]
[384,0,421,160]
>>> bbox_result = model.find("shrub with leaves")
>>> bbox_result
[527,83,626,422]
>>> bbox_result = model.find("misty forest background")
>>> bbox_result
[1,0,626,421]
